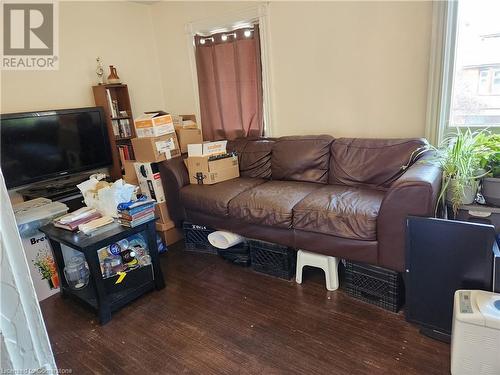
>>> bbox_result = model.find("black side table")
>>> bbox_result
[40,219,165,324]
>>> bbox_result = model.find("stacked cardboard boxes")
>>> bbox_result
[185,140,240,185]
[132,112,183,245]
[172,114,203,154]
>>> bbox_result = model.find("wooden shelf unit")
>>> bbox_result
[92,84,136,180]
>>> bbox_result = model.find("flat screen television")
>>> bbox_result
[1,107,112,189]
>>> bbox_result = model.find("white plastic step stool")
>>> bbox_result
[296,250,339,291]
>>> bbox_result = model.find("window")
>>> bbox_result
[493,70,500,94]
[478,70,489,94]
[185,5,271,139]
[448,1,500,129]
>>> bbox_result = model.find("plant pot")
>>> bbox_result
[446,178,478,205]
[482,177,500,207]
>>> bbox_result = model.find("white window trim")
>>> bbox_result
[185,4,273,137]
[425,0,459,145]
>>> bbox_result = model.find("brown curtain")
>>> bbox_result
[195,25,263,141]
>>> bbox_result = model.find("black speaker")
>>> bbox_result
[405,217,497,342]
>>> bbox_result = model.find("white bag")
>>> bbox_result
[77,178,136,217]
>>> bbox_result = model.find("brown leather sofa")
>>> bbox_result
[159,135,441,272]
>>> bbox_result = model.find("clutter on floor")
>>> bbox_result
[183,222,250,266]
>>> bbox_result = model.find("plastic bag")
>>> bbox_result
[77,178,136,217]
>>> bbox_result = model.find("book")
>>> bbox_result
[111,120,120,137]
[112,99,119,118]
[119,202,156,216]
[54,211,102,231]
[106,89,116,117]
[118,212,155,228]
[119,207,155,221]
[79,216,114,234]
[57,207,97,224]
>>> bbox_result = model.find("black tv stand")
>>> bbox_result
[18,173,93,211]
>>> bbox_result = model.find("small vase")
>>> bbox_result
[107,65,120,84]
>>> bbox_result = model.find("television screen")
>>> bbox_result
[1,107,112,188]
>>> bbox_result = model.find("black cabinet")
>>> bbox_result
[40,219,165,324]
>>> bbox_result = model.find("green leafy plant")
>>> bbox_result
[478,134,500,178]
[429,128,498,214]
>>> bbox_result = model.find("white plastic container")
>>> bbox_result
[13,198,68,301]
[451,290,500,375]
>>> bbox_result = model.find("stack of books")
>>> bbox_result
[54,207,102,231]
[118,199,156,227]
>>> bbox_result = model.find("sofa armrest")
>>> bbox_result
[376,154,442,271]
[158,156,189,227]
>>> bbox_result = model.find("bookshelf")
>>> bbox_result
[92,84,136,180]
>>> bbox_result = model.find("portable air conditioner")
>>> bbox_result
[451,290,500,375]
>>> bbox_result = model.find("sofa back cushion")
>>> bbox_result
[271,135,334,183]
[227,138,275,179]
[328,138,427,188]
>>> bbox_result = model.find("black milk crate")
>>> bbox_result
[182,223,250,265]
[249,239,296,280]
[343,260,404,312]
[183,222,218,254]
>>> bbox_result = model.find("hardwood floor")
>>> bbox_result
[40,242,450,374]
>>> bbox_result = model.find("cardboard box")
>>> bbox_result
[155,220,175,232]
[171,114,202,154]
[134,162,166,203]
[132,133,180,162]
[134,113,175,138]
[172,114,197,128]
[176,128,203,154]
[123,160,138,185]
[187,140,227,157]
[155,201,171,224]
[185,153,239,185]
[156,224,184,245]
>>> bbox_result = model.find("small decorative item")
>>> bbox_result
[107,65,121,84]
[96,57,105,85]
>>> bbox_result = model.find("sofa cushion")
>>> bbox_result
[329,138,427,188]
[293,185,385,240]
[271,135,334,183]
[227,138,274,179]
[229,180,322,228]
[180,177,266,217]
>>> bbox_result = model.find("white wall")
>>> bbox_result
[150,1,433,138]
[1,0,433,137]
[1,1,165,116]
[150,1,255,115]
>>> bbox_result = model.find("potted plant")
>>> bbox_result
[480,134,500,206]
[430,129,495,215]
